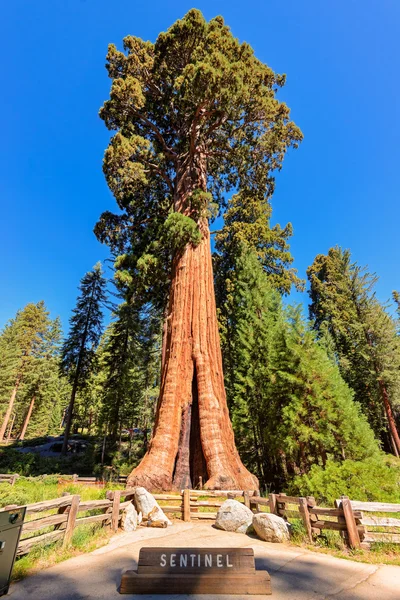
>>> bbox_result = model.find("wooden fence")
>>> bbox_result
[1,483,400,555]
[0,473,19,486]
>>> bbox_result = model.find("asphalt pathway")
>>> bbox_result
[8,522,400,600]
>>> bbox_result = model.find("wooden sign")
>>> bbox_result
[120,547,271,595]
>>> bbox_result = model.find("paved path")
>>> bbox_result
[9,522,400,600]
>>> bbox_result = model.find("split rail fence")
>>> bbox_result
[1,483,400,556]
[0,473,19,486]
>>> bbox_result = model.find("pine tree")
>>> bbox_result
[96,9,302,490]
[223,247,380,488]
[0,302,50,442]
[60,263,107,454]
[308,247,400,455]
[18,317,66,439]
[97,298,160,448]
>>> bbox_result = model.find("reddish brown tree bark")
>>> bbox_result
[0,376,22,442]
[379,381,400,456]
[18,395,35,441]
[128,160,258,491]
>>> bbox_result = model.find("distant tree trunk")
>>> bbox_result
[128,157,258,491]
[6,413,16,445]
[61,299,93,455]
[18,395,35,441]
[379,380,400,455]
[0,375,22,442]
[61,373,80,455]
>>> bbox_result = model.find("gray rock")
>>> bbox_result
[121,502,138,532]
[252,512,290,543]
[134,487,172,525]
[215,499,254,534]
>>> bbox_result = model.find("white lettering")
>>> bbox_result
[170,554,176,567]
[190,554,196,567]
[217,554,223,567]
[198,555,201,567]
[160,554,167,567]
[226,555,233,567]
[205,554,212,567]
[180,554,187,567]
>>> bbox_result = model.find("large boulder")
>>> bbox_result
[215,499,254,534]
[121,502,139,532]
[134,487,172,526]
[252,513,290,543]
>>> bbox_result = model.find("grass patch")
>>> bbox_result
[12,523,113,581]
[0,475,121,509]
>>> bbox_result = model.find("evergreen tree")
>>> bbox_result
[60,263,107,454]
[98,299,160,444]
[223,247,379,488]
[0,302,50,441]
[308,247,400,455]
[18,317,66,439]
[215,190,304,297]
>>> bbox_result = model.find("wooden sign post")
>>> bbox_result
[120,547,271,595]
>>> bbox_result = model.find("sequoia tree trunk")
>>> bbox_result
[128,157,258,491]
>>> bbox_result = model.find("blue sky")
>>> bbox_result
[1,0,399,331]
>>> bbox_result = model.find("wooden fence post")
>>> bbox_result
[183,489,191,522]
[268,493,277,515]
[63,495,80,547]
[277,493,286,518]
[299,497,313,542]
[340,496,361,549]
[243,491,250,509]
[306,496,320,536]
[55,492,71,531]
[110,490,121,532]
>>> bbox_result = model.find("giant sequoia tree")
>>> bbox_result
[96,10,302,490]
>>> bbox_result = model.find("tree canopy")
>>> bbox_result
[95,8,302,308]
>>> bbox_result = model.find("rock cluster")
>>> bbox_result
[121,486,171,531]
[215,499,254,534]
[252,512,290,543]
[214,498,290,543]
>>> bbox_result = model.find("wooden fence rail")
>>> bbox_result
[1,481,400,555]
[0,473,19,486]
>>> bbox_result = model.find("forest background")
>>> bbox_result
[1,1,400,503]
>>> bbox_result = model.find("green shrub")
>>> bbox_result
[289,455,400,504]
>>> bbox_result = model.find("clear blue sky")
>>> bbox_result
[1,0,399,332]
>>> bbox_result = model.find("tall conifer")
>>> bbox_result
[0,302,50,441]
[60,263,107,454]
[308,247,400,455]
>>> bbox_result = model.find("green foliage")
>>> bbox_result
[0,303,65,441]
[60,263,107,446]
[290,455,400,504]
[215,190,304,297]
[308,247,400,449]
[0,444,98,479]
[96,297,160,444]
[61,263,107,388]
[219,247,380,489]
[95,8,302,315]
[163,213,202,250]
